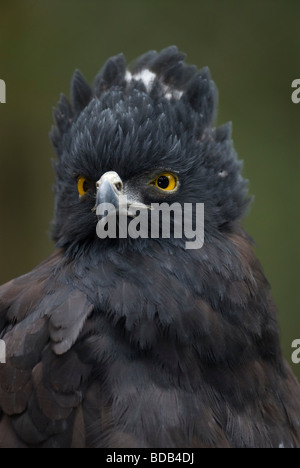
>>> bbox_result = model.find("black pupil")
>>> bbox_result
[83,180,89,192]
[157,176,170,189]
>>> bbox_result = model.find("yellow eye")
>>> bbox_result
[153,173,178,191]
[77,177,89,197]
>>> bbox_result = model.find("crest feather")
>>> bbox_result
[71,69,92,112]
[94,53,126,96]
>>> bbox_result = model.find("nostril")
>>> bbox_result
[115,182,123,192]
[96,172,123,193]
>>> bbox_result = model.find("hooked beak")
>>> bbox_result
[95,171,151,219]
[96,171,123,209]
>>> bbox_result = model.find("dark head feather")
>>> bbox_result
[50,46,217,154]
[49,46,249,248]
[71,69,93,112]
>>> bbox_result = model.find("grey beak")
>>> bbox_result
[95,170,151,220]
[96,171,123,211]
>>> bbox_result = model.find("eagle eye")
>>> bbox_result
[153,173,178,192]
[77,176,90,197]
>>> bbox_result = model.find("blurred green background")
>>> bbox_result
[0,0,299,378]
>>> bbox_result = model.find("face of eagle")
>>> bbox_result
[50,46,248,253]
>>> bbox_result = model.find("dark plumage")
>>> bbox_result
[0,46,300,448]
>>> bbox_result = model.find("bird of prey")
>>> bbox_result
[0,46,300,448]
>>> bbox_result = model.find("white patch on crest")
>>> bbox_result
[125,71,132,82]
[133,69,156,91]
[166,89,183,100]
[125,68,183,100]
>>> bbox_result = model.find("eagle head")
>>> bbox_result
[50,46,249,253]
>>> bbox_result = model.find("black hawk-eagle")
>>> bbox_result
[0,46,300,448]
